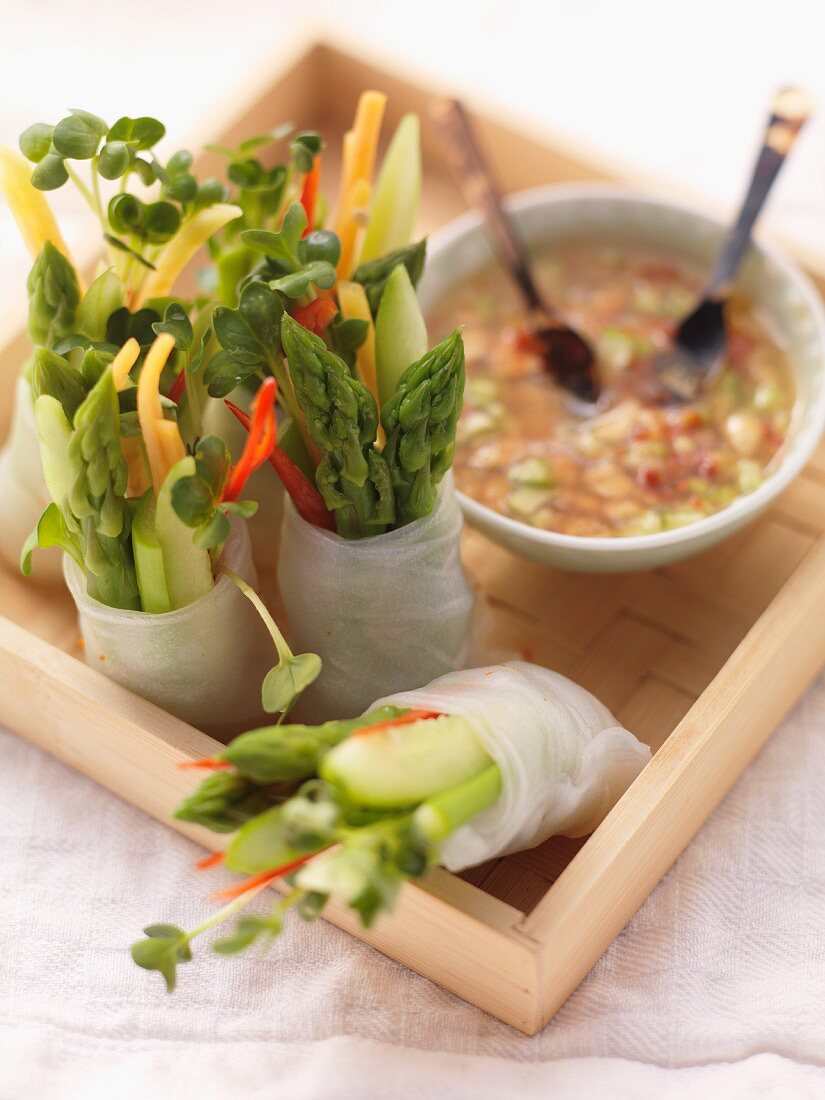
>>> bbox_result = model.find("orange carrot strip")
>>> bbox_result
[196,851,226,871]
[354,709,441,736]
[179,757,232,771]
[211,849,328,902]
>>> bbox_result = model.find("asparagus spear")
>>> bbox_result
[67,365,140,609]
[381,330,465,524]
[25,240,79,348]
[29,347,140,609]
[281,313,394,537]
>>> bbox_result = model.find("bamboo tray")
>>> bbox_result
[2,39,825,1035]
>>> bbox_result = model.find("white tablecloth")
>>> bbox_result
[3,669,825,1099]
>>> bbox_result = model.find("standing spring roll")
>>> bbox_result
[24,336,316,736]
[132,662,651,990]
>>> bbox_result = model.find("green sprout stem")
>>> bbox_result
[220,566,293,664]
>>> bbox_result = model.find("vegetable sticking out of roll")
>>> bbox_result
[132,663,651,991]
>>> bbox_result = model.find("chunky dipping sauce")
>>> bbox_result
[430,245,795,537]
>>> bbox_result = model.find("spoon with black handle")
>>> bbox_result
[432,97,600,403]
[653,87,810,403]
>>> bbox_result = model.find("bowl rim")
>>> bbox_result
[424,181,825,557]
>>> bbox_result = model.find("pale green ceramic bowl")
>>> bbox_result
[419,184,825,573]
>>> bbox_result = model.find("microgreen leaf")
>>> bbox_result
[171,474,214,527]
[108,115,165,151]
[193,508,231,549]
[261,652,322,715]
[131,924,191,993]
[153,302,194,350]
[21,503,82,576]
[238,281,284,350]
[352,239,427,314]
[98,140,130,179]
[268,260,335,299]
[106,306,162,346]
[31,153,68,191]
[19,123,54,163]
[52,113,105,159]
[213,914,282,955]
[289,131,323,174]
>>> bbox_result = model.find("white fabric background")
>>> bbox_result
[3,1,825,1094]
[2,670,825,1097]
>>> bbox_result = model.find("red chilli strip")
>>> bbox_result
[292,297,337,335]
[221,377,278,503]
[196,851,226,871]
[211,848,329,903]
[354,709,441,737]
[169,371,187,405]
[299,156,321,235]
[225,401,335,530]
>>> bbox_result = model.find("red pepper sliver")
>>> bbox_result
[292,297,337,335]
[225,401,335,530]
[354,709,441,737]
[169,371,187,405]
[211,848,328,902]
[221,377,278,503]
[196,851,226,871]
[179,757,233,771]
[299,156,321,236]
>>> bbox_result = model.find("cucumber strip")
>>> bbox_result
[320,713,492,809]
[33,394,72,504]
[132,490,172,614]
[359,113,421,263]
[154,456,214,609]
[375,264,428,408]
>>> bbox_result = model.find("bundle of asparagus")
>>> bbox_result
[132,662,651,990]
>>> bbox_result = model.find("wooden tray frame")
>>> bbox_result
[2,38,825,1034]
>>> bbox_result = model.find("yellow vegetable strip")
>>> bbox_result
[111,338,140,392]
[136,203,241,305]
[348,91,386,192]
[138,333,180,495]
[336,179,371,282]
[0,145,84,290]
[337,280,379,404]
[121,436,151,498]
[334,91,386,279]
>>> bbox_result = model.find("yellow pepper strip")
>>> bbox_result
[334,91,386,279]
[112,338,149,495]
[336,179,371,282]
[121,436,151,498]
[111,338,140,392]
[0,145,84,290]
[136,203,241,306]
[337,280,379,404]
[138,333,184,495]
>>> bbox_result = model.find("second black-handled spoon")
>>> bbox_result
[653,87,810,402]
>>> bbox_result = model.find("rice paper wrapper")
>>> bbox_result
[278,477,475,724]
[374,661,651,871]
[64,520,273,739]
[0,376,62,584]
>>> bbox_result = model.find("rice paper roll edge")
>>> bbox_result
[65,518,273,739]
[373,661,652,871]
[278,475,475,724]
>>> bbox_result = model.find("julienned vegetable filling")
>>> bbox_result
[431,244,794,538]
